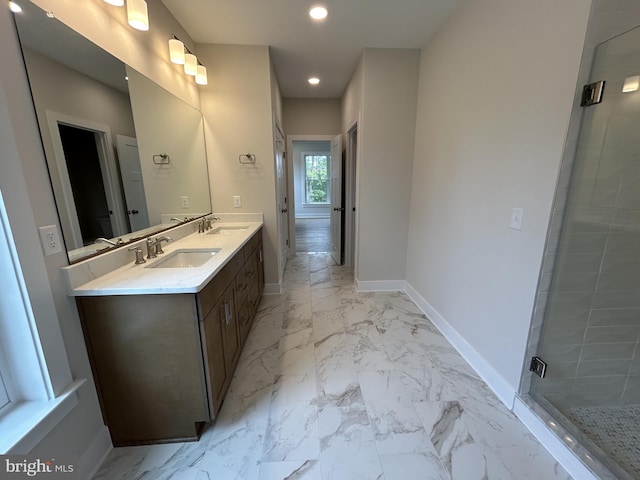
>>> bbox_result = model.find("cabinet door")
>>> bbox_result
[220,283,241,378]
[202,299,227,414]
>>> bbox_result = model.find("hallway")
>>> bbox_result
[295,218,331,253]
[93,254,571,480]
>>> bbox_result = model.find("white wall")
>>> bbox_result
[355,49,420,286]
[198,44,280,288]
[127,68,210,224]
[292,141,331,218]
[406,0,592,396]
[283,98,341,136]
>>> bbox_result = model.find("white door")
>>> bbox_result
[116,135,150,232]
[330,134,343,265]
[275,128,289,280]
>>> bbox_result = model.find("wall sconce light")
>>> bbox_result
[169,35,208,86]
[184,53,198,76]
[103,0,149,31]
[169,38,185,64]
[623,75,640,93]
[127,0,149,31]
[196,65,208,85]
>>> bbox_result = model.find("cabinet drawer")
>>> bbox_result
[243,228,262,262]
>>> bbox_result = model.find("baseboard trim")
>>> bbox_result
[404,282,515,409]
[356,279,406,292]
[77,426,111,480]
[263,283,282,295]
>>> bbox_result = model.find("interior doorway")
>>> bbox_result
[287,137,332,255]
[46,112,128,249]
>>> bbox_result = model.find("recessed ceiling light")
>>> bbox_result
[308,77,320,85]
[9,1,22,13]
[309,6,328,20]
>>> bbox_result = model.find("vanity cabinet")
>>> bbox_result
[77,228,264,446]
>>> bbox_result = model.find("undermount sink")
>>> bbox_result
[207,225,249,236]
[146,248,221,268]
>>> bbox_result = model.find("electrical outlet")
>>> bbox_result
[233,196,242,208]
[38,225,62,256]
[180,196,189,209]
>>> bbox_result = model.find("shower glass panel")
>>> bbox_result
[530,25,640,480]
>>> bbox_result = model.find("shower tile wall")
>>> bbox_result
[531,27,640,409]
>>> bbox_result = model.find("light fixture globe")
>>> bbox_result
[184,53,198,76]
[169,38,185,64]
[127,0,149,31]
[196,65,208,85]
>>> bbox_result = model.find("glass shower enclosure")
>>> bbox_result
[527,24,640,480]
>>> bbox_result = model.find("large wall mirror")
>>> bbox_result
[12,1,212,262]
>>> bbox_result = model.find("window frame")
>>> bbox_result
[302,151,331,206]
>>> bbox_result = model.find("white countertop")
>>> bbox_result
[67,221,263,296]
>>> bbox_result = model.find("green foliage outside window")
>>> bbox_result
[305,154,330,204]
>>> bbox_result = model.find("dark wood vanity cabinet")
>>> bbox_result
[77,228,264,446]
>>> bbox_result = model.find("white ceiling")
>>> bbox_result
[161,0,463,98]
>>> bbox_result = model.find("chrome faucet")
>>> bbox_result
[170,217,186,224]
[95,237,124,246]
[146,236,173,258]
[203,216,221,231]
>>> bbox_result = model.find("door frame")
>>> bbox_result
[345,122,359,267]
[286,134,336,255]
[46,111,127,248]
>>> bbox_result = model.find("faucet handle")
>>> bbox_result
[128,246,146,265]
[146,238,157,259]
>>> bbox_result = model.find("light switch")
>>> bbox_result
[510,208,524,230]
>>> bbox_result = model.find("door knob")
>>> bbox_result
[132,210,139,214]
[281,208,288,213]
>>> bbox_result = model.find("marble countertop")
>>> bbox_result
[67,221,263,296]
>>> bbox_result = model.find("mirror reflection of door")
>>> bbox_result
[58,124,117,245]
[116,135,149,232]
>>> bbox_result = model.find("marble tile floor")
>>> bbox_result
[93,254,572,480]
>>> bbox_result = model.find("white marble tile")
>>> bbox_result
[357,370,434,455]
[283,302,313,333]
[93,446,150,480]
[314,331,364,409]
[136,467,213,480]
[262,403,320,462]
[277,328,316,375]
[258,460,321,480]
[379,452,449,480]
[414,400,572,480]
[318,406,384,480]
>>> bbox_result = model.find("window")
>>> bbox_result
[304,153,331,204]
